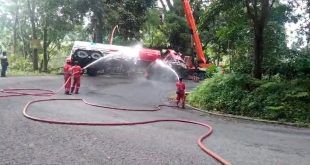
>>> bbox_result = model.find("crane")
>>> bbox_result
[181,0,207,64]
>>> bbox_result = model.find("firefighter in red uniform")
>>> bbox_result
[63,57,72,95]
[176,77,186,108]
[70,61,84,94]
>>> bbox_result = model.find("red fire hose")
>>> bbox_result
[0,75,69,97]
[1,78,231,165]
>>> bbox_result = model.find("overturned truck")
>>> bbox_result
[69,41,205,80]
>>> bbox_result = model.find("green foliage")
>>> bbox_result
[8,55,33,72]
[265,48,310,79]
[229,54,253,74]
[199,0,308,80]
[188,74,251,113]
[0,0,157,72]
[205,64,217,78]
[262,2,296,77]
[161,11,191,53]
[188,74,310,124]
[240,78,310,123]
[200,0,252,71]
[142,9,169,48]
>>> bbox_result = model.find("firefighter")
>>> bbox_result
[63,57,72,95]
[1,51,9,77]
[176,77,186,108]
[70,61,84,94]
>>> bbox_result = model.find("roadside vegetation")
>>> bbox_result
[188,74,310,124]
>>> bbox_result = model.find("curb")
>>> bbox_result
[186,104,309,128]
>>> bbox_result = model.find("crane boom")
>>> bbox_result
[181,0,207,64]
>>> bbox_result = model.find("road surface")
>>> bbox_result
[0,75,309,165]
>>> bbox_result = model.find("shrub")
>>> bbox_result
[188,74,251,114]
[188,74,310,124]
[8,54,33,72]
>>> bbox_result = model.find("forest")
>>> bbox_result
[0,0,309,124]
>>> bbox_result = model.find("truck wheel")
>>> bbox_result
[87,68,98,76]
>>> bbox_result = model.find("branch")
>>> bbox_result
[166,0,174,11]
[269,0,276,10]
[245,0,256,22]
[159,0,167,12]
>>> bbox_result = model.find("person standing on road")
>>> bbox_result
[1,51,9,77]
[70,61,83,94]
[176,77,186,108]
[63,57,72,95]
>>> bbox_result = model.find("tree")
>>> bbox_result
[201,0,253,72]
[68,0,156,44]
[245,0,275,79]
[142,9,169,48]
[27,0,39,71]
[37,0,78,72]
[201,0,295,76]
[151,0,202,54]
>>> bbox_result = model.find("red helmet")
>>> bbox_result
[66,57,72,64]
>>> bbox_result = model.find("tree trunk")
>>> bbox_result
[245,0,274,79]
[253,25,264,79]
[307,0,310,53]
[93,11,104,43]
[43,18,48,72]
[13,0,19,55]
[27,0,38,71]
[17,19,27,58]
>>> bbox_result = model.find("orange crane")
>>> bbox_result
[181,0,211,69]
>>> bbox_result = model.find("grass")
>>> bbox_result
[6,69,58,77]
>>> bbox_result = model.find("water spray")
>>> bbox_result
[82,51,121,70]
[155,59,180,80]
[82,56,105,70]
[83,43,144,70]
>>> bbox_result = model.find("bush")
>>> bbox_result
[188,74,310,124]
[188,74,251,114]
[8,54,33,72]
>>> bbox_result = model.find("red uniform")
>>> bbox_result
[63,64,72,94]
[176,81,186,108]
[70,65,83,94]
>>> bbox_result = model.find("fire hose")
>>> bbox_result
[0,75,70,97]
[0,77,231,165]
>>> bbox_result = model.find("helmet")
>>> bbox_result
[66,57,72,64]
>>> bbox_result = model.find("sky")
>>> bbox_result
[281,0,308,48]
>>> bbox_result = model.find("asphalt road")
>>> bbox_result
[0,75,309,165]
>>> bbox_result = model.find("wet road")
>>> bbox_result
[0,75,309,165]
